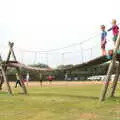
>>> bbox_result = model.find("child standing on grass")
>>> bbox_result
[48,75,53,84]
[15,73,21,88]
[39,72,43,87]
[26,73,30,87]
[101,25,107,55]
[108,19,119,45]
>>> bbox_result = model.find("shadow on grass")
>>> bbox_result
[0,91,12,96]
[0,91,28,96]
[108,96,120,101]
[30,92,98,100]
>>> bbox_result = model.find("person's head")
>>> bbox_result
[112,19,117,25]
[100,25,105,31]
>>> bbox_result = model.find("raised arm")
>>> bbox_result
[107,27,112,31]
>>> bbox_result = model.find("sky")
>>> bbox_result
[0,0,119,67]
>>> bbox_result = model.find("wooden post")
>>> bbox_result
[99,61,114,101]
[109,62,120,97]
[16,68,27,94]
[0,75,4,90]
[8,42,27,94]
[99,34,120,101]
[0,42,13,89]
[0,54,13,94]
[9,42,17,60]
[0,74,3,90]
[1,65,12,95]
[0,42,27,95]
[4,42,14,71]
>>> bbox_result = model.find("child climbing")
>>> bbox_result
[108,19,119,45]
[101,25,107,55]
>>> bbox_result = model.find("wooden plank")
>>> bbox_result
[8,62,52,71]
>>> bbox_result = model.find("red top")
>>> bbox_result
[48,76,53,81]
[112,25,119,36]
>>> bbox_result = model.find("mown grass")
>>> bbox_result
[0,82,120,120]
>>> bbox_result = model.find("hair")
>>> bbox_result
[112,19,116,24]
[101,25,105,30]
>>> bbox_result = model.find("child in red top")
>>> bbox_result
[47,75,53,84]
[108,19,119,45]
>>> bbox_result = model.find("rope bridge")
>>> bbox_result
[7,61,52,71]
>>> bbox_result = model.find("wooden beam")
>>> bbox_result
[109,62,120,97]
[1,65,12,95]
[0,75,3,90]
[99,61,114,101]
[4,42,14,71]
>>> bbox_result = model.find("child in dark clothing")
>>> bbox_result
[15,73,21,88]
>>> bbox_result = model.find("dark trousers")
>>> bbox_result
[15,80,21,88]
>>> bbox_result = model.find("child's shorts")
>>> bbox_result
[101,40,106,49]
[113,35,118,41]
[101,44,105,49]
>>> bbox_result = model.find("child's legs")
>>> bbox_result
[102,49,106,55]
[113,35,118,45]
[15,80,19,87]
[18,80,22,87]
[101,44,106,55]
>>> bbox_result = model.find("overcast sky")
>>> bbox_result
[0,0,119,67]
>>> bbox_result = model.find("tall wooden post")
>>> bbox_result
[99,61,114,101]
[109,62,120,97]
[0,42,13,89]
[0,72,3,90]
[1,65,12,95]
[0,76,4,90]
[99,34,120,101]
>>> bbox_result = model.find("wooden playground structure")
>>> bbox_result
[0,34,120,101]
[62,34,120,101]
[0,42,51,95]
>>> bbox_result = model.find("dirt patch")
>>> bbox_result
[80,113,97,119]
[12,81,104,87]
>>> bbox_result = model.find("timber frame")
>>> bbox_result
[0,42,27,95]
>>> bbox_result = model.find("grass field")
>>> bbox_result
[0,81,120,120]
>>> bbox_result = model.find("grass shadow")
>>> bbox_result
[30,92,98,100]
